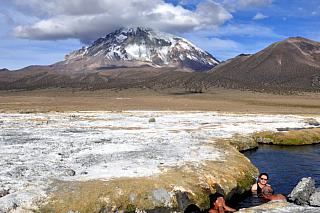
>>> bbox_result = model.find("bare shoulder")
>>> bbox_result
[251,183,258,191]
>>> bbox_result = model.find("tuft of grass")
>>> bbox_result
[253,128,320,145]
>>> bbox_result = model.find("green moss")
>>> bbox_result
[253,128,320,145]
[225,172,256,201]
[195,192,211,210]
[125,204,136,212]
[35,206,55,213]
[277,138,302,145]
[264,135,275,140]
[238,174,256,191]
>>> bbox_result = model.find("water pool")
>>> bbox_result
[235,144,320,209]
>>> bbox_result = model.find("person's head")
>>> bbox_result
[210,192,224,208]
[258,173,269,185]
[262,185,274,196]
[184,204,201,213]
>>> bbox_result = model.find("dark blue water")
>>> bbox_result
[235,144,320,209]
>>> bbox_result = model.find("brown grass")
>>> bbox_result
[0,88,319,115]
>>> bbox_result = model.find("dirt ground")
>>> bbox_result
[0,88,319,115]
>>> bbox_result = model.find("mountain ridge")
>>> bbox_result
[210,36,320,91]
[1,36,320,92]
[61,27,219,72]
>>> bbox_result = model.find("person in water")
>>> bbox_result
[251,173,270,196]
[251,173,286,201]
[209,193,236,213]
[261,185,286,201]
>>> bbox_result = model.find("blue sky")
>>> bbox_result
[0,0,319,70]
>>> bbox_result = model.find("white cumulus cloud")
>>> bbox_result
[9,0,232,43]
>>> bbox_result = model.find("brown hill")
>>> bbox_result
[1,37,320,93]
[0,65,203,91]
[210,37,320,92]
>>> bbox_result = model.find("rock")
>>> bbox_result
[220,134,258,152]
[0,188,46,213]
[253,132,275,144]
[39,142,258,212]
[0,188,10,198]
[7,166,29,178]
[175,190,193,211]
[65,169,76,176]
[151,188,171,206]
[149,118,156,123]
[304,118,320,126]
[238,200,320,213]
[276,127,306,131]
[309,188,320,207]
[288,177,316,205]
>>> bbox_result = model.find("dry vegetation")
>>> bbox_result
[253,128,320,145]
[0,88,319,115]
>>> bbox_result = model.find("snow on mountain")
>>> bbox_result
[64,27,219,72]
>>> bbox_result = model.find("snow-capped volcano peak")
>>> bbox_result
[65,27,219,72]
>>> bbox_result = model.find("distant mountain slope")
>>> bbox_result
[60,27,219,72]
[210,37,320,91]
[1,37,320,92]
[0,27,220,90]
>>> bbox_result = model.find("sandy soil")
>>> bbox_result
[0,88,319,115]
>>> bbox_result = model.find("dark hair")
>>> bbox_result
[209,192,224,208]
[258,173,269,179]
[184,204,201,213]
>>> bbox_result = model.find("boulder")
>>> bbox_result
[149,118,156,123]
[287,177,315,205]
[219,134,258,152]
[64,169,76,176]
